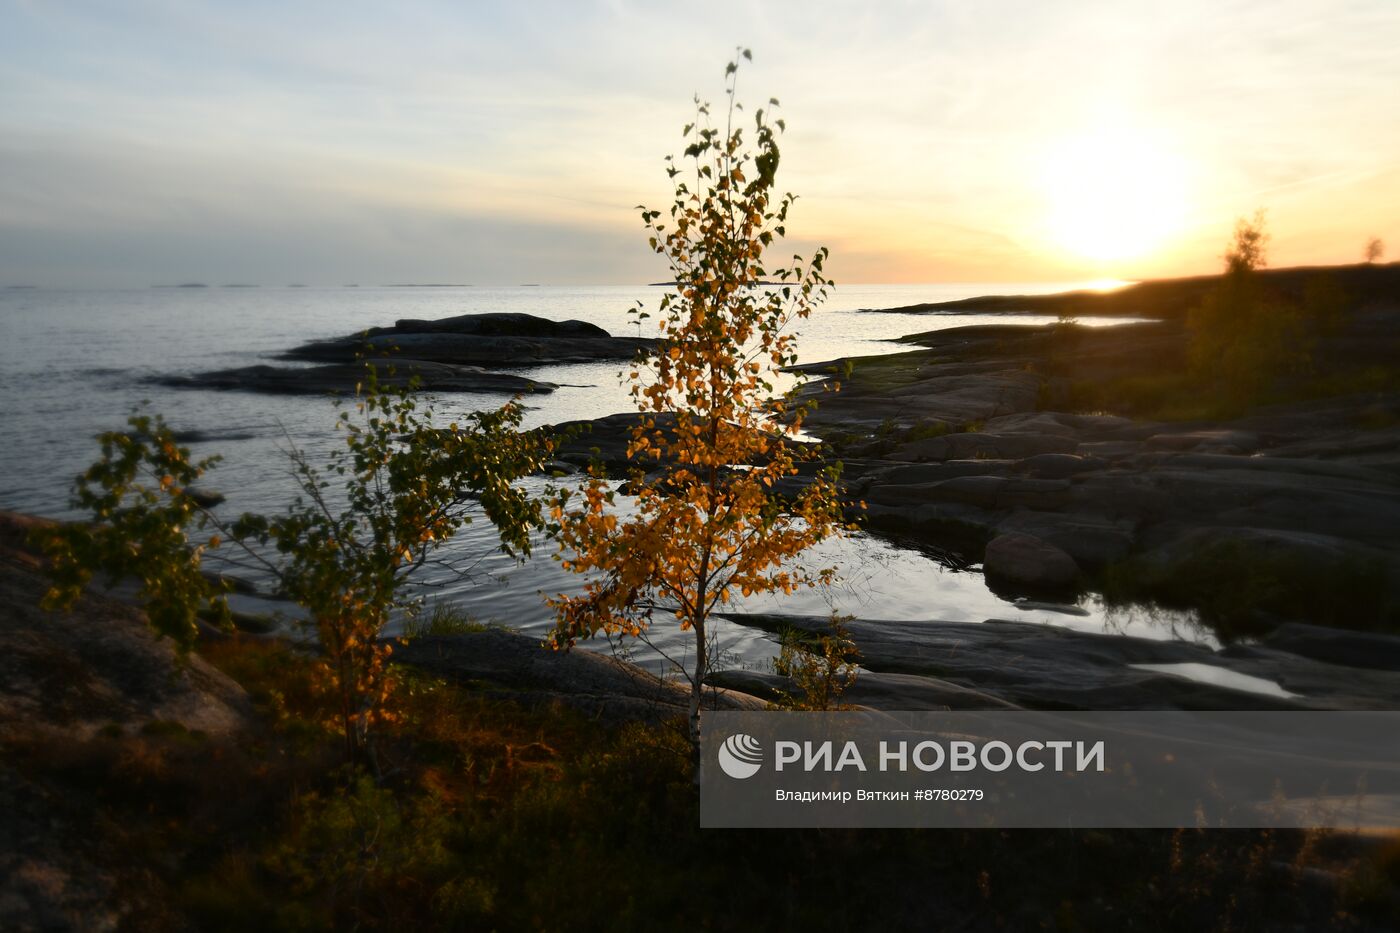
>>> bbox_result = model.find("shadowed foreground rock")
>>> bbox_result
[390,628,764,723]
[0,512,251,742]
[0,511,253,933]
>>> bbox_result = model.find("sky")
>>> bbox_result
[1,0,1398,287]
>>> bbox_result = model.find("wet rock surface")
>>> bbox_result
[719,612,1400,712]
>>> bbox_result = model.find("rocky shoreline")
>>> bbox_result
[98,269,1400,714]
[713,613,1400,711]
[777,305,1400,636]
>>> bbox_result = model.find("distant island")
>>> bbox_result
[648,280,784,286]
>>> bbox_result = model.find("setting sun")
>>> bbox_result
[1039,125,1190,265]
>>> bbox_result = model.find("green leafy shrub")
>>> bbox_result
[38,366,554,759]
[771,614,860,710]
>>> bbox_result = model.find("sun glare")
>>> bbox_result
[1039,126,1189,265]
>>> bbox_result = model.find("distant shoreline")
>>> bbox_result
[860,260,1400,317]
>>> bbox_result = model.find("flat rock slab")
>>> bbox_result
[1257,622,1400,671]
[0,512,251,741]
[891,432,1078,463]
[284,311,655,367]
[719,612,1400,711]
[390,629,763,723]
[706,667,1021,711]
[156,360,558,396]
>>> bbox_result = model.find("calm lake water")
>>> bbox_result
[0,283,1201,674]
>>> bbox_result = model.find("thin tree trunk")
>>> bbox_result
[689,614,707,754]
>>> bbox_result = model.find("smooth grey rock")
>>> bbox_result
[1145,430,1261,453]
[1074,441,1143,460]
[859,460,1015,489]
[1257,623,1400,671]
[1018,453,1107,479]
[890,432,1077,463]
[867,476,1070,512]
[541,460,580,475]
[981,411,1138,438]
[391,629,764,723]
[706,668,1021,711]
[185,486,226,508]
[797,362,1042,435]
[984,533,1080,589]
[995,512,1135,567]
[720,612,1400,711]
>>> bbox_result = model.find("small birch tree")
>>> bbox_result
[548,51,850,748]
[39,369,552,761]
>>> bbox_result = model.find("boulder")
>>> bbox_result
[994,512,1135,567]
[983,532,1081,590]
[185,486,226,508]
